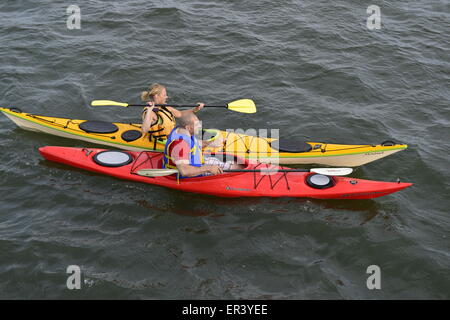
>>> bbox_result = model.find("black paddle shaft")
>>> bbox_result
[129,104,225,108]
[223,169,310,173]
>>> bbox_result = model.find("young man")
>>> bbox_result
[163,113,242,177]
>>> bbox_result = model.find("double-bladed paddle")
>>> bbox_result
[136,167,353,177]
[90,99,256,114]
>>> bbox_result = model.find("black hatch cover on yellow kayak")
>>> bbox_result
[79,121,118,134]
[270,139,312,153]
[121,130,142,142]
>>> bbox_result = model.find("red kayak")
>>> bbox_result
[38,146,412,199]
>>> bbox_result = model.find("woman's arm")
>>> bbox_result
[166,107,182,118]
[169,103,204,118]
[141,106,157,134]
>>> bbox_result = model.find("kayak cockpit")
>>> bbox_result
[128,151,251,179]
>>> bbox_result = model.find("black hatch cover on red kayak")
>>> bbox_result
[79,121,119,134]
[93,150,133,167]
[121,130,142,142]
[306,174,335,189]
[270,139,312,153]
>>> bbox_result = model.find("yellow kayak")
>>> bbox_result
[0,107,407,166]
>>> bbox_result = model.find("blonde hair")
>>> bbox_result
[141,83,166,102]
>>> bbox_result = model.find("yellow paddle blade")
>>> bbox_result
[137,169,179,177]
[91,100,129,107]
[226,99,257,113]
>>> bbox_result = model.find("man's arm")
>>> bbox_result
[169,139,222,176]
[176,163,222,177]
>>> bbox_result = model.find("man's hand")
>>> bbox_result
[205,165,223,175]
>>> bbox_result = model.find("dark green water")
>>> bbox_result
[0,0,449,299]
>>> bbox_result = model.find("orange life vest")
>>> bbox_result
[142,106,176,139]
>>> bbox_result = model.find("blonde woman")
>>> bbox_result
[141,83,204,140]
